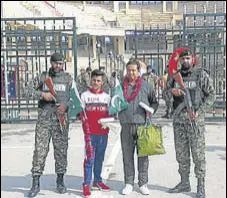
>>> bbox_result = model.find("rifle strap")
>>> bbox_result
[173,102,186,116]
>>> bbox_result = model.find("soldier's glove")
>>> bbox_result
[57,103,68,115]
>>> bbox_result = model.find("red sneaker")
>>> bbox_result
[92,182,110,191]
[83,184,91,197]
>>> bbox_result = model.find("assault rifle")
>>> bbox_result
[173,72,198,137]
[45,77,66,133]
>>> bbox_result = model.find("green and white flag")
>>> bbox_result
[68,81,85,120]
[108,78,128,115]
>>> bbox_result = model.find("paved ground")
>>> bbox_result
[1,103,226,198]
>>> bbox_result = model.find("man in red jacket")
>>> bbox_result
[80,69,111,197]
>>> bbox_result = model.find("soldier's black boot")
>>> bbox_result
[168,173,191,193]
[28,176,40,197]
[196,178,205,198]
[56,174,67,194]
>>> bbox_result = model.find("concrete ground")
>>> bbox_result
[1,108,226,198]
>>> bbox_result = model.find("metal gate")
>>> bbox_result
[1,17,77,122]
[128,25,184,102]
[131,12,226,120]
[183,13,226,120]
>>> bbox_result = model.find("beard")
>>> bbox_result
[53,68,61,73]
[181,63,192,72]
[49,67,63,77]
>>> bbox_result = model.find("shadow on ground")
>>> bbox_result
[107,179,197,197]
[206,145,226,152]
[1,174,84,197]
[1,174,202,198]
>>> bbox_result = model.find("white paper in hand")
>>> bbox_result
[139,102,154,114]
[98,118,115,128]
[98,118,121,134]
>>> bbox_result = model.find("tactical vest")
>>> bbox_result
[173,67,204,111]
[39,71,71,108]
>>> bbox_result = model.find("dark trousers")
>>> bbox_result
[121,124,149,187]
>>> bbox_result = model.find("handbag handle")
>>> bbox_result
[144,112,152,127]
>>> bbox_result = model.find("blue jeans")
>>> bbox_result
[84,134,108,184]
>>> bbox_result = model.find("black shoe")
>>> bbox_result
[196,178,205,198]
[56,174,67,194]
[28,176,40,197]
[168,181,191,193]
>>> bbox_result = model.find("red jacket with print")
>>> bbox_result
[81,88,111,135]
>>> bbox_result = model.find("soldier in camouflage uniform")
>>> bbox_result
[167,49,215,198]
[161,66,173,118]
[25,53,73,197]
[142,65,159,98]
[76,68,86,94]
[77,67,92,95]
[100,66,110,94]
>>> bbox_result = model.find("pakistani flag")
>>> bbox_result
[108,78,129,115]
[68,81,84,120]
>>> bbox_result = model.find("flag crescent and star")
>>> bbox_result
[111,95,121,108]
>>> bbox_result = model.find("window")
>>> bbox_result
[119,1,126,5]
[103,1,110,5]
[130,1,137,5]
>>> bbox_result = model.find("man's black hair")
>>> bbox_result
[91,69,104,78]
[126,59,140,70]
[179,49,192,58]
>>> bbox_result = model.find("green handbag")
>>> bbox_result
[137,121,165,157]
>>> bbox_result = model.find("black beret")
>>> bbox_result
[179,50,192,57]
[50,53,64,62]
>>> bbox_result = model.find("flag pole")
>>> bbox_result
[72,81,87,119]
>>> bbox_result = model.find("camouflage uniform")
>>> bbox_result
[167,67,215,180]
[142,72,159,98]
[77,72,91,95]
[162,72,173,117]
[25,71,72,176]
[101,73,110,94]
[76,69,85,94]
